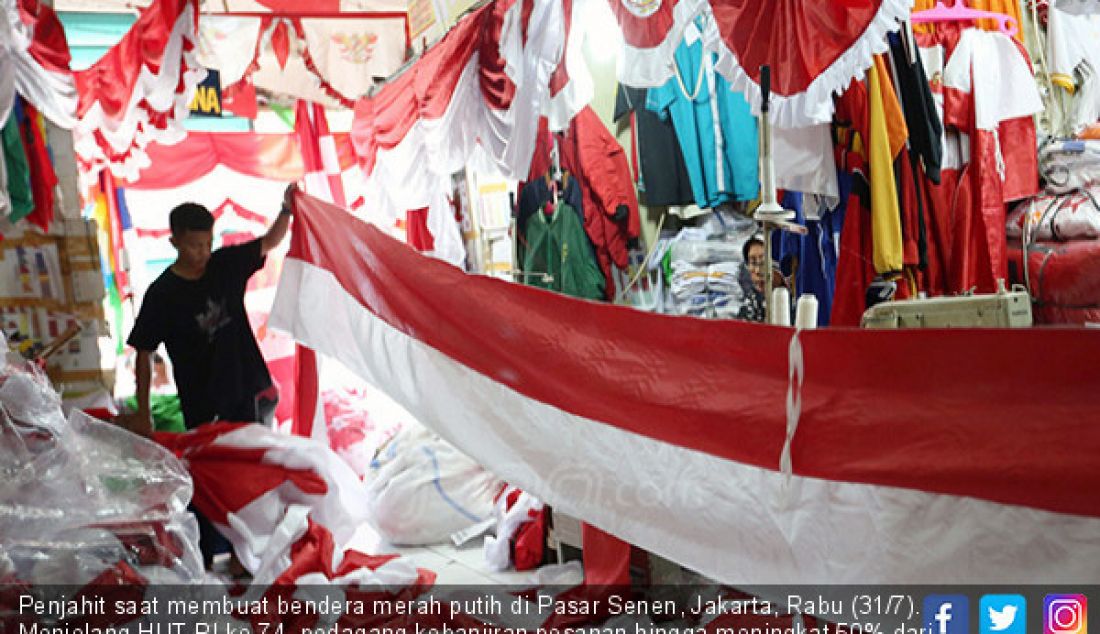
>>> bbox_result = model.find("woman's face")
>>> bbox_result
[746,243,766,292]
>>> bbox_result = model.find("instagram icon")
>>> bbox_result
[1045,595,1088,634]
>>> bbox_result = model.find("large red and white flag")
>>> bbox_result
[272,191,1100,585]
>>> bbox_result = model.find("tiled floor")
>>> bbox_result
[348,523,537,585]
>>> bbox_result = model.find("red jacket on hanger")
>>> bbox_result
[527,108,640,299]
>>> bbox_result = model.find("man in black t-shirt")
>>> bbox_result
[128,186,295,432]
[126,186,296,570]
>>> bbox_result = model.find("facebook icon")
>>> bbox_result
[925,595,971,634]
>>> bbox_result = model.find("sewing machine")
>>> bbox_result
[861,280,1033,329]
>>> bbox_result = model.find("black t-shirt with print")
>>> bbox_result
[128,239,271,428]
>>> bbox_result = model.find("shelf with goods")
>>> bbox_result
[2,117,112,404]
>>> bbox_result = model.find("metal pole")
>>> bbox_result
[763,222,774,322]
[755,65,793,324]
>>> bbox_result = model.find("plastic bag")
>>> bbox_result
[0,355,202,585]
[1007,187,1100,242]
[1041,139,1100,194]
[365,425,503,545]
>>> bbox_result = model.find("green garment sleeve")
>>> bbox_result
[123,394,187,433]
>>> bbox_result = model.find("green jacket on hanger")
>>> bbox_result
[522,201,605,301]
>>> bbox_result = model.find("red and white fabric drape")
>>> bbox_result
[295,100,347,208]
[0,0,78,128]
[349,0,572,266]
[610,0,912,126]
[156,422,436,590]
[73,0,206,182]
[282,100,347,441]
[121,130,360,189]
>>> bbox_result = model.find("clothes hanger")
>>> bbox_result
[910,0,1019,38]
[549,135,562,209]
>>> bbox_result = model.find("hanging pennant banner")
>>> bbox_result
[188,68,223,117]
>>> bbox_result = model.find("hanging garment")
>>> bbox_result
[1,100,33,222]
[516,175,584,238]
[915,39,965,298]
[887,32,944,185]
[868,56,907,278]
[613,84,695,207]
[772,125,841,201]
[777,183,849,328]
[19,101,58,232]
[919,25,1043,294]
[529,109,641,300]
[647,19,759,208]
[1046,5,1100,134]
[561,109,641,300]
[884,34,941,282]
[830,157,874,327]
[521,200,606,301]
[843,56,908,279]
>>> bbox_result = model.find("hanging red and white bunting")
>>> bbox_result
[349,0,563,265]
[608,0,912,126]
[1,0,78,127]
[73,0,206,182]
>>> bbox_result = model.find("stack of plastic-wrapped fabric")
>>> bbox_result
[1006,140,1100,324]
[0,344,204,589]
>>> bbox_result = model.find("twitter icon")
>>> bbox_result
[982,595,1027,634]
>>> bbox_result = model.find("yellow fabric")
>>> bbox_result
[912,0,1024,42]
[91,189,119,277]
[867,61,905,276]
[875,56,910,158]
[1051,73,1077,93]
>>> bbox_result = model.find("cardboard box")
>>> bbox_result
[72,270,107,303]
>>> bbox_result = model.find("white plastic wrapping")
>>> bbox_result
[668,237,751,319]
[365,425,504,546]
[1041,139,1100,193]
[0,355,203,585]
[1007,186,1100,242]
